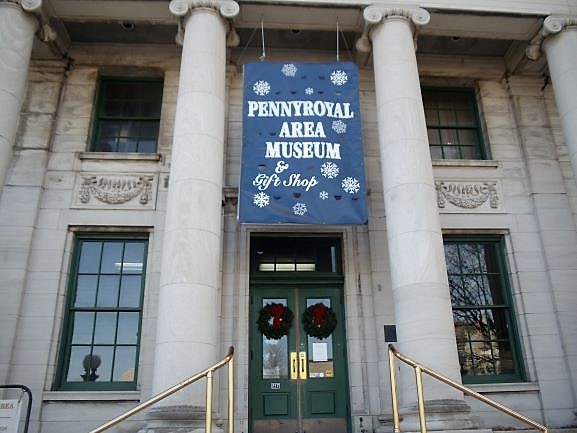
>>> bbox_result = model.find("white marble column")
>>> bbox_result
[529,16,577,419]
[0,0,39,196]
[540,17,577,192]
[362,5,474,429]
[149,0,239,420]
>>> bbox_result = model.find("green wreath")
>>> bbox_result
[302,303,337,339]
[257,303,294,340]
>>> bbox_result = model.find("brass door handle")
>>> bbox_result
[299,351,307,379]
[290,352,298,379]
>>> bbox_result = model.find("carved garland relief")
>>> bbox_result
[435,181,499,210]
[78,175,155,206]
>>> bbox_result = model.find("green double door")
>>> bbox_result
[250,284,349,433]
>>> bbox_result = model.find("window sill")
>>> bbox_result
[469,382,539,394]
[432,159,499,168]
[79,152,162,162]
[43,391,140,402]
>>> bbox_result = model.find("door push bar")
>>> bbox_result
[290,352,308,380]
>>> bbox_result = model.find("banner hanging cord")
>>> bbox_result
[260,19,266,61]
[234,26,258,65]
[336,18,340,62]
[340,26,353,60]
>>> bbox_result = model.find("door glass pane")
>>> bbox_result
[251,237,341,274]
[306,298,334,379]
[262,298,288,379]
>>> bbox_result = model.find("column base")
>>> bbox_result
[137,405,224,433]
[400,399,479,431]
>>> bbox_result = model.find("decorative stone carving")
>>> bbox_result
[18,0,57,42]
[169,0,239,46]
[169,0,239,18]
[357,5,429,54]
[543,15,577,35]
[19,0,42,13]
[526,14,577,61]
[435,181,499,210]
[78,175,155,206]
[363,5,430,27]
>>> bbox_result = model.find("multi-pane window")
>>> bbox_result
[423,88,486,160]
[56,235,148,390]
[250,237,342,273]
[91,78,163,153]
[444,237,523,383]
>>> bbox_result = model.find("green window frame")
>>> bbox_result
[55,234,148,391]
[443,236,524,383]
[91,77,163,153]
[423,87,487,160]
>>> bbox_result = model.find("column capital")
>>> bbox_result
[16,0,57,42]
[526,14,577,60]
[169,0,239,46]
[169,0,239,19]
[19,0,42,12]
[356,4,429,54]
[362,4,430,27]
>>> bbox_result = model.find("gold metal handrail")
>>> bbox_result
[88,346,235,433]
[388,344,548,433]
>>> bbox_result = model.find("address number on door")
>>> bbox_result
[270,383,281,390]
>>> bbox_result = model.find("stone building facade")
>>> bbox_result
[1,0,577,432]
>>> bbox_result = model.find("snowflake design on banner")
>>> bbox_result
[293,202,308,216]
[305,87,314,95]
[342,177,361,194]
[253,80,271,96]
[332,120,347,134]
[330,70,348,86]
[319,190,329,200]
[253,192,270,208]
[320,161,340,179]
[281,63,298,77]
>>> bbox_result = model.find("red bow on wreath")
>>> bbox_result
[270,304,286,328]
[312,304,327,326]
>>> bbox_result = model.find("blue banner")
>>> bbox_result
[238,62,368,224]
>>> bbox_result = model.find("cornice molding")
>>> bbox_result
[526,14,577,61]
